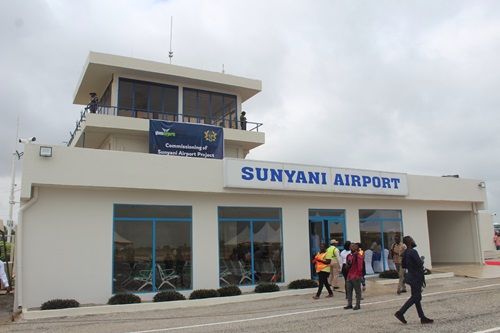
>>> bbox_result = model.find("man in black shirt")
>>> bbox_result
[394,236,434,325]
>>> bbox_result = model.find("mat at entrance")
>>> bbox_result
[485,260,500,266]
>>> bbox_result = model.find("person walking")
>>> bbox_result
[394,236,433,325]
[0,259,11,294]
[494,231,500,250]
[344,243,363,310]
[390,234,407,295]
[312,243,333,299]
[340,241,351,298]
[327,239,342,290]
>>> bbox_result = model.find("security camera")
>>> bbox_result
[19,137,36,144]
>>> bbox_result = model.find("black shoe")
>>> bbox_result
[401,290,407,293]
[353,305,360,310]
[344,305,353,310]
[333,286,340,289]
[394,311,407,324]
[421,317,434,324]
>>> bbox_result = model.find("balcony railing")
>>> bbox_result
[67,105,263,146]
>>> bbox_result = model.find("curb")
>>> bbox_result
[375,272,455,285]
[22,288,317,320]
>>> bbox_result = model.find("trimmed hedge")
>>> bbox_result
[255,283,280,293]
[217,285,242,297]
[379,270,399,279]
[153,291,186,302]
[189,289,219,300]
[287,279,318,289]
[40,299,80,310]
[108,293,141,305]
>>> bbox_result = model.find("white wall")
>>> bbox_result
[19,186,475,308]
[427,211,479,264]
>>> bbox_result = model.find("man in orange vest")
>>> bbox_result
[312,243,333,299]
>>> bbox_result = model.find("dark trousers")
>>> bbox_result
[316,271,333,297]
[346,278,361,307]
[399,282,425,318]
[342,264,348,297]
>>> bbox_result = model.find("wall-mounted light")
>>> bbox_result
[478,181,486,188]
[39,146,53,157]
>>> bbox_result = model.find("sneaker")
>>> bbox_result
[326,294,334,298]
[353,305,360,310]
[344,305,353,310]
[421,317,434,324]
[401,290,407,293]
[333,286,340,290]
[394,311,407,324]
[312,295,320,300]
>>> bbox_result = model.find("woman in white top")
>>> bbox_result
[340,241,351,297]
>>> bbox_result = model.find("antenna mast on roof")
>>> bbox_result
[169,16,174,64]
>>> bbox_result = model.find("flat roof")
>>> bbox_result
[73,52,262,105]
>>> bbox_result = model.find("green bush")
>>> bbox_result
[0,243,12,262]
[108,293,141,305]
[189,289,219,300]
[287,279,318,289]
[41,299,79,310]
[217,285,242,297]
[255,283,280,293]
[153,291,186,302]
[379,270,399,279]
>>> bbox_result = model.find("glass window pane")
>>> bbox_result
[113,221,153,293]
[198,91,210,124]
[101,81,112,107]
[218,207,280,220]
[156,222,192,290]
[183,89,198,120]
[328,221,345,247]
[360,210,402,220]
[134,82,150,119]
[118,80,133,116]
[224,96,237,129]
[115,205,191,219]
[149,85,163,119]
[360,220,382,274]
[309,209,345,218]
[219,222,251,285]
[253,221,283,283]
[163,86,178,117]
[211,94,224,126]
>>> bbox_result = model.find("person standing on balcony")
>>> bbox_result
[240,111,247,130]
[86,92,99,114]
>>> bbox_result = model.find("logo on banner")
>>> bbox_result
[155,128,176,137]
[204,130,218,142]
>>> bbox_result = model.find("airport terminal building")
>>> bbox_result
[15,52,495,309]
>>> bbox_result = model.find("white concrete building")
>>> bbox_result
[15,52,495,310]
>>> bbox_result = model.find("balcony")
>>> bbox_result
[68,105,263,147]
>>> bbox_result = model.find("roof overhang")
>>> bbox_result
[73,52,262,105]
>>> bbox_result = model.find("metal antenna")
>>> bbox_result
[169,16,174,64]
[222,64,225,74]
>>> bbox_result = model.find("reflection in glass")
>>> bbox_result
[113,221,153,293]
[253,221,283,283]
[155,222,192,290]
[219,221,251,285]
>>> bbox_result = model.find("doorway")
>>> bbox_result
[309,209,346,279]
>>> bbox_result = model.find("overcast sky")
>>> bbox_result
[1,0,499,226]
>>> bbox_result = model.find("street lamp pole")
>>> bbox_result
[6,118,20,242]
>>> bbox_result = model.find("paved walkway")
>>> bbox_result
[433,263,500,279]
[0,291,13,324]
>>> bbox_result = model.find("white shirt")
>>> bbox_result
[340,249,350,265]
[0,260,9,288]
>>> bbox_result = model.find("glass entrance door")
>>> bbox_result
[308,209,346,279]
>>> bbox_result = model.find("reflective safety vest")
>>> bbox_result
[327,245,339,259]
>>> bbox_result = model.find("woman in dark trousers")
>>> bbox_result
[394,236,433,324]
[312,243,333,299]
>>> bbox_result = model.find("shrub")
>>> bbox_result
[379,270,399,279]
[0,243,12,262]
[189,289,219,300]
[108,293,141,305]
[288,279,318,289]
[153,291,186,302]
[255,283,280,293]
[40,299,80,310]
[217,285,242,297]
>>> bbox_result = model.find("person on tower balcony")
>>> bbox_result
[239,111,247,130]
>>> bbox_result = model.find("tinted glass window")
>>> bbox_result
[115,204,191,219]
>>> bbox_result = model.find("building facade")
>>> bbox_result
[15,52,495,309]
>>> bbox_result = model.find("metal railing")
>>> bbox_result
[67,105,263,146]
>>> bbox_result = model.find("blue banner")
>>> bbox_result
[149,120,224,159]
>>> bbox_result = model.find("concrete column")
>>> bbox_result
[282,203,310,282]
[345,207,361,243]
